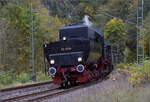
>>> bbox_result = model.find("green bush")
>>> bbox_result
[117,60,150,85]
[123,47,136,63]
[0,71,13,85]
[16,72,31,83]
[0,71,51,88]
[116,63,129,69]
[128,60,150,85]
[36,71,51,82]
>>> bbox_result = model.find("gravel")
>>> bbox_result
[42,74,130,102]
[0,82,58,101]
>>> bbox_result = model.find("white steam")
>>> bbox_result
[83,15,92,27]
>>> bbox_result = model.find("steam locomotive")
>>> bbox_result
[43,24,113,88]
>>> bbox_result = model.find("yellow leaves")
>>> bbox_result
[29,0,41,6]
[53,15,63,26]
[129,72,143,85]
[109,74,116,80]
[138,39,143,45]
[38,8,49,16]
[29,1,64,41]
[138,28,150,56]
[122,32,126,35]
[49,33,58,41]
[104,17,125,44]
[111,18,117,23]
[109,70,121,81]
[40,14,63,41]
[139,28,148,37]
[117,60,150,86]
[63,18,70,25]
[106,18,124,30]
[85,7,94,17]
[25,0,41,8]
[128,0,137,10]
[38,9,50,24]
[32,1,40,6]
[116,64,137,85]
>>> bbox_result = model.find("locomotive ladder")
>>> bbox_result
[137,0,144,74]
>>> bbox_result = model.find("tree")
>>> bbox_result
[104,18,126,63]
[102,0,136,19]
[0,0,65,74]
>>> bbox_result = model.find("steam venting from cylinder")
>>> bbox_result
[83,15,92,27]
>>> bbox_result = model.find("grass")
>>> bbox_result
[75,84,150,102]
[116,59,150,85]
[0,71,51,89]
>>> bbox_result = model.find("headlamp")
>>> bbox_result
[63,37,67,41]
[50,59,55,64]
[78,57,82,62]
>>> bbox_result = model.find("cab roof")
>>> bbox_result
[59,24,103,40]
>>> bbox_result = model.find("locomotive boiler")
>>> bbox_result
[43,24,113,88]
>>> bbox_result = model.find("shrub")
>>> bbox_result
[0,71,13,85]
[128,60,150,85]
[117,60,150,85]
[36,71,51,82]
[16,72,31,83]
[0,71,51,88]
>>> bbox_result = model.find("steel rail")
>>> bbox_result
[1,87,60,102]
[1,78,109,102]
[27,78,108,102]
[0,80,52,92]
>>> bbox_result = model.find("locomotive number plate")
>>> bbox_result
[61,47,72,51]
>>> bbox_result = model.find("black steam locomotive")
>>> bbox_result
[43,24,113,88]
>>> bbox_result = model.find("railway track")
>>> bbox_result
[1,78,107,102]
[0,80,53,92]
[1,87,60,102]
[0,80,55,102]
[27,79,106,102]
